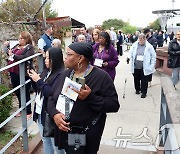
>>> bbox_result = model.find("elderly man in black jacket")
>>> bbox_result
[168,30,180,89]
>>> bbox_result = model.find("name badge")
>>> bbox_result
[137,55,144,61]
[35,93,44,114]
[56,94,74,115]
[94,58,103,67]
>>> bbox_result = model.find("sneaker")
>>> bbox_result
[141,94,147,98]
[135,91,140,94]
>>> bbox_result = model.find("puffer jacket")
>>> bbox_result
[168,38,180,68]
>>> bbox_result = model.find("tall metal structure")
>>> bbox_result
[152,0,180,32]
[171,0,175,8]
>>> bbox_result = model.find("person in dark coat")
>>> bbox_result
[167,30,180,89]
[143,28,158,86]
[156,30,164,47]
[116,30,124,56]
[169,31,175,41]
[28,47,65,154]
[92,32,119,81]
[47,42,120,154]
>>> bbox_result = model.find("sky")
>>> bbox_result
[51,0,180,28]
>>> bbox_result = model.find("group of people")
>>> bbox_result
[74,26,119,81]
[4,25,120,154]
[75,26,124,56]
[3,24,180,154]
[127,28,180,99]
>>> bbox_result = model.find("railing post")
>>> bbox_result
[38,54,43,74]
[19,62,28,151]
[0,71,1,84]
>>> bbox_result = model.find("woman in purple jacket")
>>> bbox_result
[92,32,119,81]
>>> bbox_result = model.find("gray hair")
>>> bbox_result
[52,39,61,47]
[77,34,86,42]
[44,25,52,31]
[176,30,180,35]
[138,33,146,40]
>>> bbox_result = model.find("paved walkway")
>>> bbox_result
[99,49,161,153]
[7,47,163,153]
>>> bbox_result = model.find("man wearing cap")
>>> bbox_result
[47,42,120,154]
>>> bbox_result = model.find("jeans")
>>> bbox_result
[38,115,65,154]
[172,67,180,85]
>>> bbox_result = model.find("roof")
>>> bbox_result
[46,16,85,28]
[152,9,180,15]
[71,18,85,28]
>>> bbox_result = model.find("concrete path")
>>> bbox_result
[99,49,161,153]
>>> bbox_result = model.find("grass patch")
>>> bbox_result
[0,129,35,153]
[0,130,15,146]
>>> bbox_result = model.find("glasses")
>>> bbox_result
[65,52,79,57]
[66,53,75,57]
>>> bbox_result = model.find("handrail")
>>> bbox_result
[158,74,180,152]
[0,96,35,129]
[0,79,30,100]
[0,52,42,72]
[0,52,43,153]
[161,75,180,123]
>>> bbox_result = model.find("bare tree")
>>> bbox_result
[0,0,57,22]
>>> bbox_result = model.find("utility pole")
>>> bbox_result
[171,0,175,9]
[42,0,47,27]
[171,0,175,32]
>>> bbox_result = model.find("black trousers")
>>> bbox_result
[10,72,32,114]
[148,74,152,82]
[133,69,150,95]
[117,44,123,56]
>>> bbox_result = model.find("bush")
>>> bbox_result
[0,84,13,124]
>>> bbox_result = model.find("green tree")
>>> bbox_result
[101,18,137,34]
[147,19,161,30]
[121,23,137,34]
[0,0,57,22]
[102,19,126,31]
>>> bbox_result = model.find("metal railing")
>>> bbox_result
[158,75,180,154]
[0,52,43,153]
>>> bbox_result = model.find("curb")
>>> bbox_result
[20,133,42,154]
